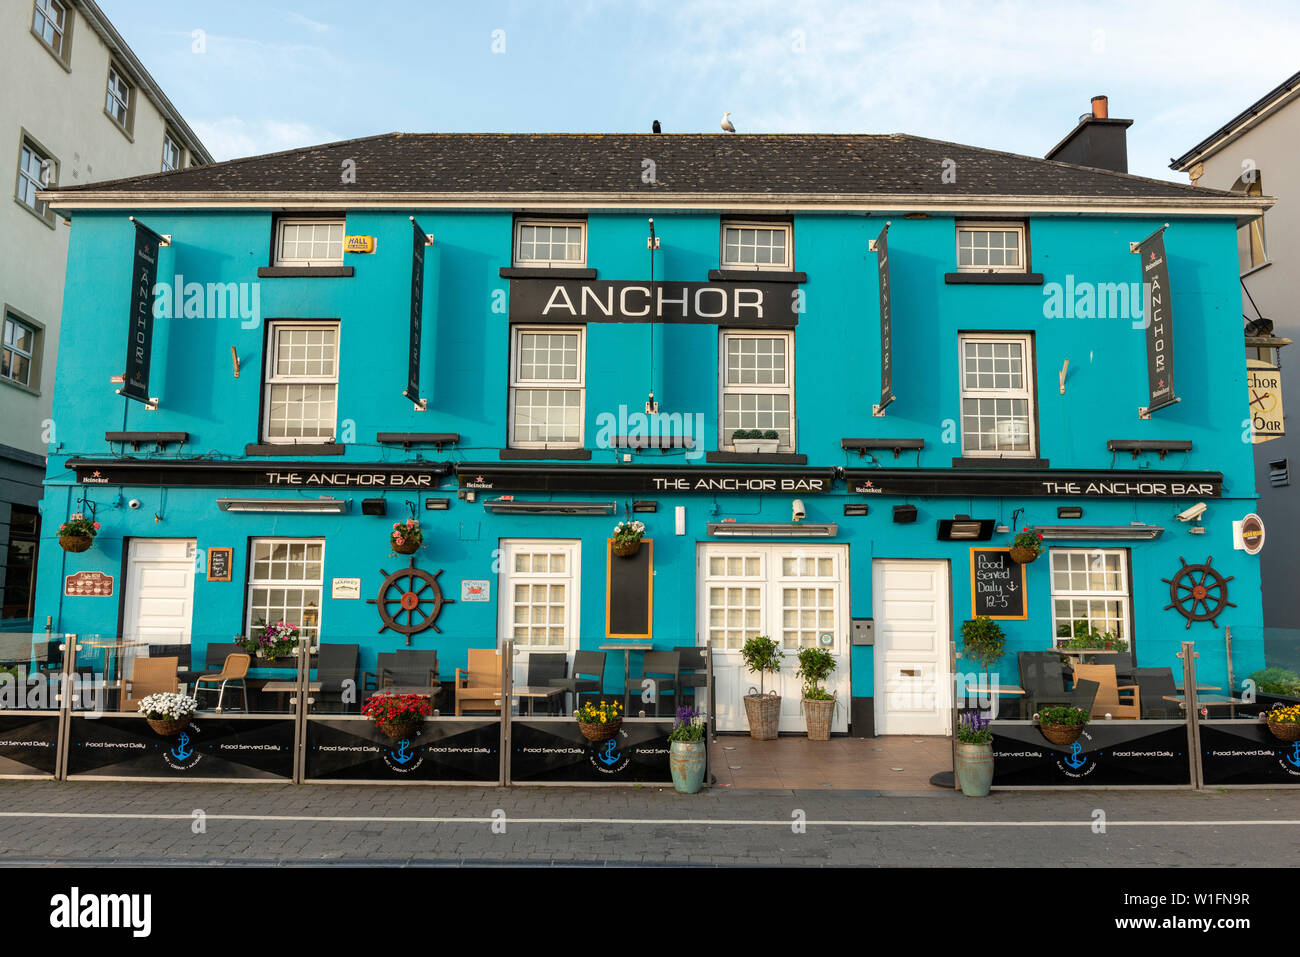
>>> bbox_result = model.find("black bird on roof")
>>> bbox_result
[652,120,661,134]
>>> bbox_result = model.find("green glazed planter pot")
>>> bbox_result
[954,741,994,797]
[669,739,706,794]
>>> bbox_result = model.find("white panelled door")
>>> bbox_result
[498,540,580,687]
[699,544,850,733]
[123,539,196,646]
[871,559,951,735]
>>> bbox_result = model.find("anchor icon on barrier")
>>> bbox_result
[1287,742,1300,769]
[170,732,193,762]
[390,739,415,765]
[1062,740,1087,770]
[596,738,621,767]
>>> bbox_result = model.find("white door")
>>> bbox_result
[123,539,196,646]
[698,544,850,733]
[498,540,581,687]
[872,559,951,735]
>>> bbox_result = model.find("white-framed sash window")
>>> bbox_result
[956,222,1025,273]
[721,222,792,270]
[263,322,339,442]
[509,325,585,448]
[498,540,580,651]
[514,220,586,267]
[959,333,1035,457]
[720,330,795,450]
[274,218,345,266]
[1050,548,1131,647]
[246,539,325,642]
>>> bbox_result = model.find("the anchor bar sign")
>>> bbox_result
[508,279,799,327]
[1134,226,1178,415]
[120,219,165,404]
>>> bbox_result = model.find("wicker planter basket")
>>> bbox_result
[744,693,782,740]
[1009,545,1040,564]
[392,537,421,555]
[1038,722,1084,747]
[803,698,835,741]
[579,719,621,742]
[1265,717,1300,742]
[378,718,424,741]
[611,538,641,558]
[146,715,191,736]
[59,534,94,553]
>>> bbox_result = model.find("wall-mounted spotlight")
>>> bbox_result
[893,504,918,524]
[1057,506,1084,519]
[361,498,387,516]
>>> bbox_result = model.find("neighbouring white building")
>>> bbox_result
[0,0,211,626]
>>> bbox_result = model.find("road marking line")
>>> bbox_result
[0,811,1297,827]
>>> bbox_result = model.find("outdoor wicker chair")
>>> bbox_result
[1074,663,1141,719]
[193,653,251,712]
[124,656,178,708]
[455,648,502,715]
[546,650,606,713]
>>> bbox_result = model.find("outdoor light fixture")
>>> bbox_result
[361,498,387,516]
[632,501,658,513]
[1057,506,1084,519]
[424,498,450,510]
[893,504,918,524]
[843,504,870,516]
[1035,524,1164,540]
[707,522,838,537]
[936,515,995,541]
[483,499,616,515]
[217,497,348,514]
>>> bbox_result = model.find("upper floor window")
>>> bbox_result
[263,322,339,443]
[2,314,37,388]
[32,0,68,59]
[274,218,345,266]
[161,132,182,172]
[105,64,132,132]
[956,222,1025,273]
[721,222,792,270]
[15,136,56,222]
[959,333,1035,457]
[509,326,585,448]
[720,330,795,450]
[514,220,585,267]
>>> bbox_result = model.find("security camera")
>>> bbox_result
[792,499,806,522]
[127,499,141,510]
[1176,502,1207,522]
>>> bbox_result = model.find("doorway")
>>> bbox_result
[871,559,952,735]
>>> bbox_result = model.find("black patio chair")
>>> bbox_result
[626,651,679,716]
[524,652,568,714]
[362,652,398,693]
[1019,651,1094,715]
[148,643,195,687]
[315,643,359,713]
[1134,667,1180,719]
[547,650,607,713]
[380,650,440,692]
[1090,652,1135,684]
[673,645,709,711]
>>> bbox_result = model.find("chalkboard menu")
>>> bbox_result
[606,539,653,639]
[207,547,233,582]
[969,548,1027,620]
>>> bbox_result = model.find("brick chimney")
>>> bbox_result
[1045,95,1133,173]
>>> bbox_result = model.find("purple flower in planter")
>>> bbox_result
[674,705,698,728]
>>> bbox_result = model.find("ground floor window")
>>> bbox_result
[498,540,579,650]
[1050,547,1131,646]
[246,539,324,642]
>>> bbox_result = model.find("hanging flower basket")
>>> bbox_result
[137,693,199,736]
[1265,705,1300,742]
[146,716,191,736]
[1038,722,1083,747]
[57,513,100,552]
[1009,545,1039,564]
[612,538,641,558]
[1008,527,1044,563]
[59,534,94,553]
[363,692,432,741]
[611,520,646,559]
[576,699,623,741]
[378,717,424,741]
[579,719,622,742]
[391,519,424,554]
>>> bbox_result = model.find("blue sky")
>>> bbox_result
[100,0,1300,182]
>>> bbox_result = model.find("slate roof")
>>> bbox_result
[50,133,1236,200]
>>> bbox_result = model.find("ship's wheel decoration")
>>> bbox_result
[367,558,454,644]
[1161,556,1234,629]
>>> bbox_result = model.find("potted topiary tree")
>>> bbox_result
[740,635,784,740]
[732,429,780,454]
[795,646,837,741]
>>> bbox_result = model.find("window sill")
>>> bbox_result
[705,451,808,464]
[0,375,40,398]
[1240,261,1272,279]
[944,272,1044,285]
[499,267,596,279]
[499,448,592,461]
[257,266,354,278]
[103,109,134,144]
[32,32,72,73]
[707,269,806,283]
[14,197,57,230]
[245,443,345,456]
[951,456,1050,469]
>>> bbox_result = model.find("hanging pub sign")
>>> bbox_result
[119,218,166,404]
[844,467,1222,498]
[508,279,799,327]
[69,458,452,488]
[969,548,1027,620]
[1133,226,1179,416]
[871,224,894,415]
[405,217,430,405]
[457,464,835,494]
[1246,360,1284,443]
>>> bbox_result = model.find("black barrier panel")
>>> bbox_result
[510,719,673,784]
[67,715,295,779]
[991,721,1191,786]
[305,718,500,781]
[1201,721,1300,786]
[0,713,59,775]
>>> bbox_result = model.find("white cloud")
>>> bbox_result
[286,11,330,32]
[190,117,341,162]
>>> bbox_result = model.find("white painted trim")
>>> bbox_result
[496,539,581,655]
[718,329,796,452]
[508,325,585,450]
[958,332,1037,458]
[513,219,587,267]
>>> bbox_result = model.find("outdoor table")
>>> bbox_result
[78,638,149,709]
[372,683,442,696]
[260,680,322,711]
[511,685,566,716]
[1163,694,1246,719]
[962,684,1025,719]
[599,642,652,709]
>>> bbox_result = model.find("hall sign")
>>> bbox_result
[844,468,1223,498]
[508,279,799,327]
[69,459,452,489]
[458,465,834,494]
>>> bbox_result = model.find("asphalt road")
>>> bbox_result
[0,780,1297,866]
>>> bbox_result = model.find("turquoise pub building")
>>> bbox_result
[33,116,1274,741]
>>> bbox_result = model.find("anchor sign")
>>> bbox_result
[1062,740,1088,770]
[390,739,416,766]
[163,729,202,770]
[1288,742,1300,770]
[596,738,622,767]
[171,732,193,762]
[588,734,631,774]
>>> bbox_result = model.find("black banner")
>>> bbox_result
[875,225,894,412]
[509,718,674,784]
[0,713,59,775]
[405,218,427,403]
[458,464,835,494]
[1200,720,1300,786]
[990,721,1191,786]
[508,279,799,327]
[845,467,1222,498]
[66,714,295,779]
[1135,227,1178,414]
[70,458,452,488]
[304,717,499,781]
[120,219,163,403]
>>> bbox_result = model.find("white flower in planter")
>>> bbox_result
[136,692,199,720]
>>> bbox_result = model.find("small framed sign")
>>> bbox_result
[65,571,114,597]
[332,577,362,599]
[461,580,490,602]
[969,548,1028,620]
[206,547,233,582]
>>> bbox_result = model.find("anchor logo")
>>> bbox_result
[390,739,415,765]
[1062,740,1088,770]
[596,738,622,767]
[1287,742,1300,769]
[170,732,193,762]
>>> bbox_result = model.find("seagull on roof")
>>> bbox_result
[652,120,661,133]
[721,112,736,133]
